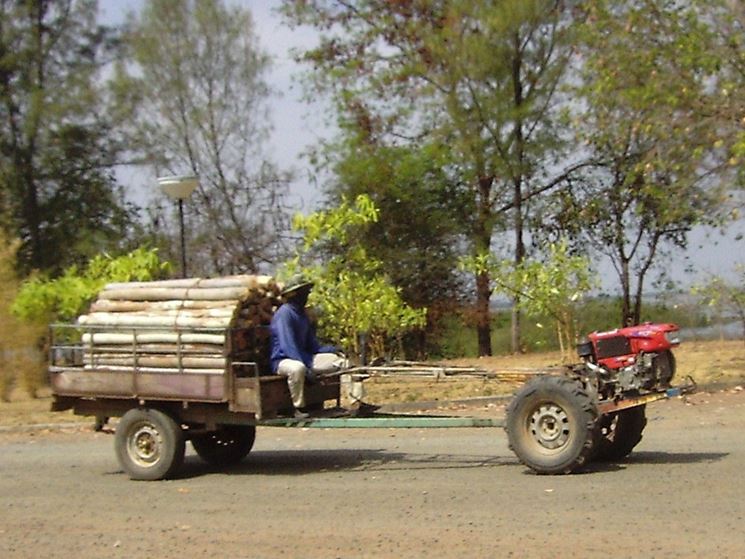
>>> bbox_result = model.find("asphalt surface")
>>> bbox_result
[1,390,744,559]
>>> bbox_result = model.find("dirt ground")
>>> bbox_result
[1,388,745,558]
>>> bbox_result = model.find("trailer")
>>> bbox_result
[48,275,695,480]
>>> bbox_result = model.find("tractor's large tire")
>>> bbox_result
[191,425,256,467]
[115,408,185,481]
[593,405,647,462]
[506,375,598,474]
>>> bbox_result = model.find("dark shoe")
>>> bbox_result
[294,409,310,419]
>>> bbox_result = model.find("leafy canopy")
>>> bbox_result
[13,248,171,323]
[285,195,426,359]
[461,240,596,357]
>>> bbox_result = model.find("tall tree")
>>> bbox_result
[321,131,467,308]
[0,0,136,274]
[538,0,737,325]
[283,0,578,355]
[124,0,290,275]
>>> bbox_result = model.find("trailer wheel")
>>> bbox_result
[506,375,598,474]
[115,408,185,481]
[593,405,647,461]
[191,425,256,466]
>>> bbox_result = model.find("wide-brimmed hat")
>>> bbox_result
[280,274,314,296]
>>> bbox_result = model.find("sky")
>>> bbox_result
[99,0,329,212]
[98,0,744,288]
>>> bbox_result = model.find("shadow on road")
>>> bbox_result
[626,450,729,465]
[176,449,517,479]
[581,450,729,474]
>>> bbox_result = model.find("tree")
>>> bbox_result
[463,240,596,359]
[0,0,138,275]
[693,266,745,344]
[285,195,427,360]
[316,134,467,352]
[123,0,290,275]
[539,0,736,325]
[282,0,580,355]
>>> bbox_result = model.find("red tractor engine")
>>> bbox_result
[577,323,680,396]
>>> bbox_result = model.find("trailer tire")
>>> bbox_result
[593,405,647,461]
[506,375,598,474]
[115,408,185,481]
[191,425,256,466]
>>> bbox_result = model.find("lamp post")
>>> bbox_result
[157,175,199,278]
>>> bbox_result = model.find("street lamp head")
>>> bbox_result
[157,175,199,200]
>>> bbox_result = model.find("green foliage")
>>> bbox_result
[544,0,741,325]
[311,270,428,358]
[461,240,596,358]
[13,248,171,323]
[323,139,467,316]
[285,0,743,353]
[0,1,137,275]
[692,266,745,342]
[293,194,379,250]
[282,0,578,355]
[284,195,426,360]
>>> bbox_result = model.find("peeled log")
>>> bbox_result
[78,312,233,329]
[82,332,226,345]
[79,275,279,376]
[89,343,224,355]
[90,299,240,313]
[103,275,277,292]
[98,286,252,302]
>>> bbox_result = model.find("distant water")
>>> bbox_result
[680,322,742,341]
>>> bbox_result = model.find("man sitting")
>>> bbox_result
[269,275,347,418]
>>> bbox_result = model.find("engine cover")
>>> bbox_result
[586,322,680,371]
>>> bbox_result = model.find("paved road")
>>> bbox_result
[1,391,744,559]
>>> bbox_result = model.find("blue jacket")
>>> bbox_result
[269,301,334,373]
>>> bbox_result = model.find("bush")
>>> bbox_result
[0,235,45,400]
[7,247,170,398]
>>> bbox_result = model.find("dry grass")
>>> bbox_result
[1,339,742,428]
[446,339,745,386]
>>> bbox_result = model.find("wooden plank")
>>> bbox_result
[50,369,226,401]
[82,364,225,375]
[50,370,134,397]
[84,355,226,369]
[135,372,225,401]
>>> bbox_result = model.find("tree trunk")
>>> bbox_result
[474,173,494,357]
[619,257,633,326]
[510,32,526,354]
[475,270,492,357]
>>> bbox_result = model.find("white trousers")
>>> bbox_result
[277,353,348,409]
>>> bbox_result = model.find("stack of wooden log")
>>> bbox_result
[77,275,281,375]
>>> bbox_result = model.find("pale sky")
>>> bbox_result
[99,0,743,288]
